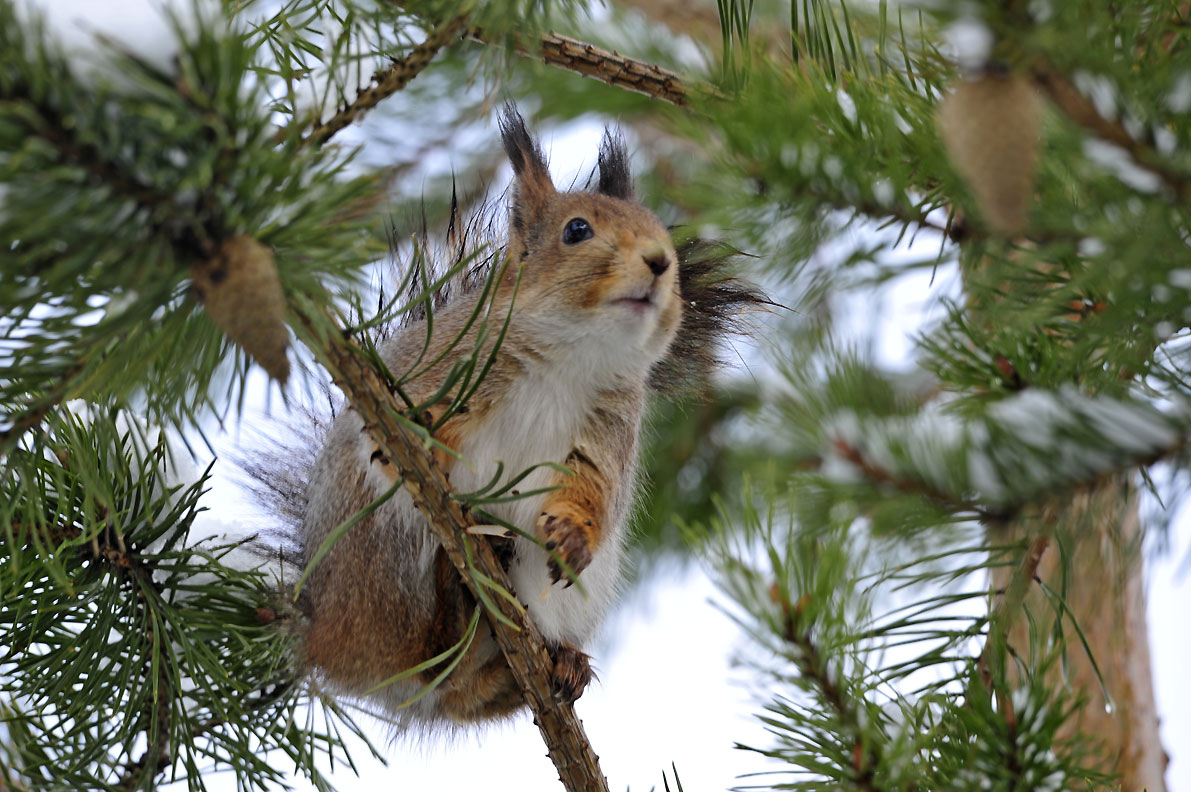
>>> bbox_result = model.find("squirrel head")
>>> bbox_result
[498,105,681,369]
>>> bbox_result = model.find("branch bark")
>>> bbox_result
[292,298,609,792]
[469,29,691,106]
[301,15,470,147]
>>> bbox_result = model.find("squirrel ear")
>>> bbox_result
[500,105,555,253]
[597,128,634,201]
[500,104,555,263]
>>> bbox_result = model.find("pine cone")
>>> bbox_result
[937,71,1041,236]
[191,235,290,384]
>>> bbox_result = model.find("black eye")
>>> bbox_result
[562,217,593,245]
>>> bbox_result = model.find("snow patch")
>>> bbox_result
[1168,72,1191,113]
[836,88,857,124]
[1073,71,1118,121]
[944,18,993,70]
[1083,139,1163,194]
[18,0,221,86]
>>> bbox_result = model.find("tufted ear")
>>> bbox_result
[500,104,555,263]
[596,127,633,200]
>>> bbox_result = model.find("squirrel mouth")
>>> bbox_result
[611,289,656,314]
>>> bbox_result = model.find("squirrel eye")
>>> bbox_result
[562,217,593,245]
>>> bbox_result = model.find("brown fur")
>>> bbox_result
[248,106,766,729]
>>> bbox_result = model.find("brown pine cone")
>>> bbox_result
[191,235,290,383]
[937,71,1041,236]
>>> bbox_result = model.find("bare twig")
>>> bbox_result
[302,15,469,148]
[292,298,609,792]
[471,29,691,106]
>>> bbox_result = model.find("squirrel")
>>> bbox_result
[251,105,763,728]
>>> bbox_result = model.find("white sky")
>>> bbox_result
[16,1,1191,790]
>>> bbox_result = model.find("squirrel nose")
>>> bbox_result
[644,252,670,277]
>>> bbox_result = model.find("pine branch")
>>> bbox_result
[828,437,1005,521]
[291,296,609,792]
[90,524,175,791]
[827,422,1188,523]
[187,680,295,741]
[774,591,909,792]
[1029,62,1191,201]
[301,15,470,147]
[1,79,208,259]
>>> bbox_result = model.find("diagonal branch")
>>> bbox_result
[297,6,695,149]
[301,15,470,148]
[383,3,694,106]
[1030,62,1191,201]
[291,298,608,792]
[522,30,690,106]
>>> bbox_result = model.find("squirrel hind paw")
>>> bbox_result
[547,643,593,705]
[490,535,517,572]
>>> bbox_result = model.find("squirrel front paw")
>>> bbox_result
[536,504,598,586]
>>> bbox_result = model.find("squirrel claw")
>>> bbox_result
[536,506,596,585]
[548,643,593,705]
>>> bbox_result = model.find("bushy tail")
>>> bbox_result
[648,237,771,396]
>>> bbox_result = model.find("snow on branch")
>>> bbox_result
[822,387,1186,514]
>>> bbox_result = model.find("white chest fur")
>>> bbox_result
[448,362,629,646]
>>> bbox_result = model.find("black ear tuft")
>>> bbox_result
[499,103,555,263]
[597,127,634,200]
[499,103,548,180]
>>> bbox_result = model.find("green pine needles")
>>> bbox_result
[0,405,374,789]
[3,0,1190,789]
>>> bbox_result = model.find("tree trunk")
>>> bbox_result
[992,477,1168,791]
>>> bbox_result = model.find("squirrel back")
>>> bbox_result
[249,106,764,728]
